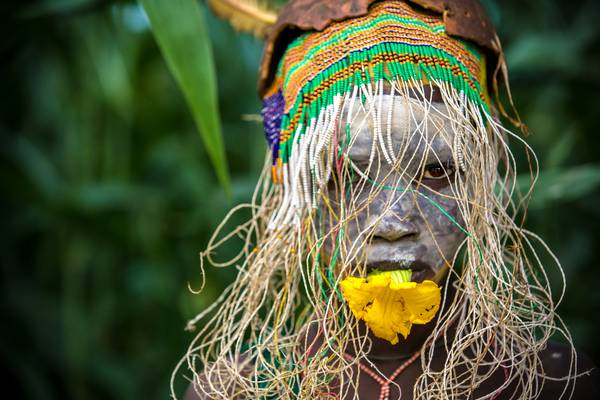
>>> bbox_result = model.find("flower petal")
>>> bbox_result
[339,276,381,319]
[340,271,441,344]
[364,289,412,344]
[401,280,441,324]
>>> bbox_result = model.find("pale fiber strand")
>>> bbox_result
[172,79,576,400]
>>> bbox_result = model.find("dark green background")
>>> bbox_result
[2,1,599,399]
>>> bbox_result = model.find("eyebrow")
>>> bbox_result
[380,82,444,103]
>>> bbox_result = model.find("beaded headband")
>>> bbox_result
[261,1,490,226]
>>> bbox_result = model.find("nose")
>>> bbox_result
[371,212,419,241]
[367,186,420,241]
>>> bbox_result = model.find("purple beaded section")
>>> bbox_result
[261,90,284,165]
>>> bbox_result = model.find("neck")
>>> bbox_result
[349,321,434,361]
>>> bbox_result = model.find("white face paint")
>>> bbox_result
[321,94,467,282]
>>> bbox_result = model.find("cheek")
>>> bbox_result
[415,190,463,235]
[318,186,382,256]
[406,192,465,273]
[413,190,466,264]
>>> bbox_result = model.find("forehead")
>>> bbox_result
[342,94,456,162]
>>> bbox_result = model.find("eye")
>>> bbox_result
[422,161,455,180]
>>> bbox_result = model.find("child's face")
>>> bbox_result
[321,93,467,283]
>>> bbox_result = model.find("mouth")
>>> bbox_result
[365,260,432,282]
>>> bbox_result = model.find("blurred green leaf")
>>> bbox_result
[19,0,100,19]
[519,164,600,209]
[139,0,230,194]
[544,127,577,169]
[11,136,62,200]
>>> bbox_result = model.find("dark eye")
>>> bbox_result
[422,161,455,180]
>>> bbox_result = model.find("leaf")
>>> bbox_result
[139,0,230,194]
[518,164,600,209]
[544,127,576,169]
[18,0,98,19]
[11,136,62,200]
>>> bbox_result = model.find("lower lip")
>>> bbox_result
[410,269,428,282]
[364,266,431,282]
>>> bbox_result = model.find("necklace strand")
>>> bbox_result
[343,351,420,400]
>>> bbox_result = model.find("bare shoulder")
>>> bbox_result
[538,341,599,399]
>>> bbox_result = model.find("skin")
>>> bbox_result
[184,91,598,399]
[321,93,465,285]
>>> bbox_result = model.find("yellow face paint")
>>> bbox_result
[339,270,441,345]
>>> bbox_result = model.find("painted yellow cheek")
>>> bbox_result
[339,270,441,345]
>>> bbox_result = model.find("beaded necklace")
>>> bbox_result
[342,350,421,400]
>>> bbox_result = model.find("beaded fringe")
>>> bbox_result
[265,77,491,230]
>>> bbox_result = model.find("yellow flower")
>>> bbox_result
[339,270,441,344]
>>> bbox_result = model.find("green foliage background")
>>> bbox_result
[1,1,599,399]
